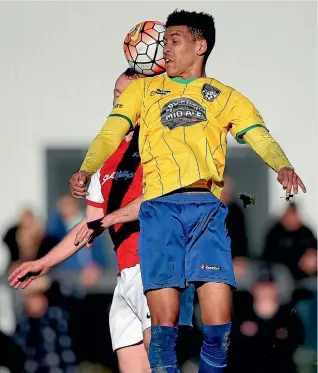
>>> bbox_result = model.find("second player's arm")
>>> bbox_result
[101,195,143,228]
[40,220,92,268]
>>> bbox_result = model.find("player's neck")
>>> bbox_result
[177,65,205,80]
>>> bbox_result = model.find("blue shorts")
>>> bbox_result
[138,192,236,293]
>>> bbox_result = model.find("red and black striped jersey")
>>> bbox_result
[86,129,142,272]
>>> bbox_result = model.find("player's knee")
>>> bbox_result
[151,314,178,327]
[148,303,179,326]
[199,323,232,372]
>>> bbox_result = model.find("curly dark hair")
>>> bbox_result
[166,9,216,64]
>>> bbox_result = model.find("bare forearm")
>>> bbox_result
[243,127,293,172]
[80,117,131,173]
[41,220,89,268]
[103,195,143,227]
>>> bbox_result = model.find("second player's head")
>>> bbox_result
[164,10,216,77]
[113,68,144,105]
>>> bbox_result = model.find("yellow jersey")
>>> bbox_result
[108,74,266,201]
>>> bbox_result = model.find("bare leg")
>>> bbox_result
[117,341,150,373]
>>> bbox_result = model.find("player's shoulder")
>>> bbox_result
[142,73,165,87]
[207,77,249,101]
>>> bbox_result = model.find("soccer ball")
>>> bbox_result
[123,21,166,76]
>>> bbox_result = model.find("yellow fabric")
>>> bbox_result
[80,116,130,173]
[243,127,293,172]
[82,74,266,200]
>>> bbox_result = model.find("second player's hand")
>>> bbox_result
[100,215,113,229]
[69,171,92,198]
[8,260,49,290]
[277,167,306,197]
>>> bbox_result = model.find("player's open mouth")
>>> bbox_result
[165,58,172,63]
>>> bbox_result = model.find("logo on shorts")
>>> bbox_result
[161,98,206,130]
[201,83,221,102]
[146,313,151,319]
[201,264,221,271]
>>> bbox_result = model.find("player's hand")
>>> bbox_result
[100,215,113,229]
[8,260,49,290]
[277,167,306,197]
[69,171,92,198]
[74,221,105,248]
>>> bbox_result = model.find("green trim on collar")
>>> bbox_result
[170,77,199,85]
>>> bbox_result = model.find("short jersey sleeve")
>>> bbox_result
[226,90,267,144]
[86,169,104,208]
[109,78,144,130]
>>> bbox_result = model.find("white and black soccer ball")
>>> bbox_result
[123,21,166,76]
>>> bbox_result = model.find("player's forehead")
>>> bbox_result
[164,25,191,40]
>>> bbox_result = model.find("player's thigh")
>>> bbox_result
[109,281,144,352]
[186,200,236,290]
[146,287,181,326]
[185,199,235,324]
[138,200,186,291]
[196,282,232,324]
[116,343,150,373]
[123,265,151,334]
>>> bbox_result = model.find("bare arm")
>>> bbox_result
[8,219,91,289]
[74,196,143,246]
[101,195,143,228]
[41,219,89,268]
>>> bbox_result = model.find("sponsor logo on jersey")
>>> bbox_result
[201,83,221,102]
[102,170,135,185]
[151,89,171,96]
[161,98,206,129]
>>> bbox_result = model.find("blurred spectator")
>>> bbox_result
[2,209,58,272]
[262,202,317,281]
[46,194,108,286]
[228,265,305,373]
[12,277,77,373]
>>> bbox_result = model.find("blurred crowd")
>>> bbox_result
[0,177,316,373]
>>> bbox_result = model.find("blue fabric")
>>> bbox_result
[198,323,232,373]
[138,192,236,292]
[149,326,180,373]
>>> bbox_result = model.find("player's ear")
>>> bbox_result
[197,39,207,56]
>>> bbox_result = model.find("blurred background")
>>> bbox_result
[0,1,316,373]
